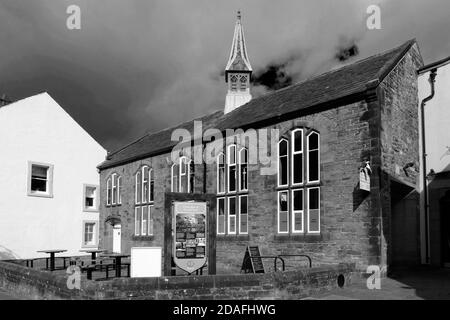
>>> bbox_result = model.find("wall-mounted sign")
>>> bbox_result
[173,201,207,274]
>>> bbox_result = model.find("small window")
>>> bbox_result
[106,178,112,205]
[228,197,236,234]
[111,174,117,205]
[307,132,320,182]
[117,176,122,204]
[240,75,247,91]
[292,129,303,185]
[292,189,304,233]
[83,185,98,211]
[149,169,154,202]
[142,166,149,203]
[189,160,195,193]
[217,153,225,194]
[239,195,248,234]
[28,162,53,197]
[136,171,142,203]
[171,163,179,192]
[307,187,320,233]
[278,140,288,187]
[217,198,225,235]
[239,148,248,191]
[83,222,97,247]
[278,191,289,233]
[135,207,141,236]
[228,145,237,193]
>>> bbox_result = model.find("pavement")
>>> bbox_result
[0,287,19,300]
[309,267,450,300]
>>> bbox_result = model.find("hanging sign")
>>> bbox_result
[359,161,372,192]
[173,201,207,274]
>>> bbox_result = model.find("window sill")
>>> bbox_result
[83,208,99,213]
[82,244,98,249]
[216,234,250,242]
[132,235,154,241]
[106,204,122,208]
[273,233,326,243]
[28,192,53,198]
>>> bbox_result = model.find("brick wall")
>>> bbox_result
[0,261,355,300]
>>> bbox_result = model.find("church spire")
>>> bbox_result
[224,11,252,114]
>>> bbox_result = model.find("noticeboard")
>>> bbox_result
[173,201,207,274]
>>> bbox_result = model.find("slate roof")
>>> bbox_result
[98,39,417,170]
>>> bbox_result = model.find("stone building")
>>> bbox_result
[97,13,424,274]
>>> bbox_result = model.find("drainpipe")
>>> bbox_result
[420,68,437,264]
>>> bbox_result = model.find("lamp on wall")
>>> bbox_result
[426,169,436,181]
[402,162,415,177]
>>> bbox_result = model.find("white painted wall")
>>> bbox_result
[419,63,450,174]
[418,60,450,264]
[0,92,106,259]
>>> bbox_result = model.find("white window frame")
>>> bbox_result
[277,139,289,188]
[179,156,188,193]
[135,170,141,204]
[277,190,289,234]
[111,173,117,205]
[134,207,141,236]
[238,148,248,192]
[238,195,248,235]
[291,189,304,233]
[307,187,321,234]
[141,206,148,236]
[106,178,112,206]
[27,161,54,198]
[142,166,149,204]
[148,205,154,236]
[217,197,226,235]
[171,163,178,192]
[227,196,237,235]
[82,220,98,248]
[307,131,320,184]
[227,144,237,193]
[117,176,122,205]
[188,160,195,193]
[149,169,154,202]
[291,129,304,186]
[83,184,99,212]
[217,153,226,194]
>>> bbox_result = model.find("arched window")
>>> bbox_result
[135,165,154,236]
[171,156,194,193]
[277,129,321,234]
[227,144,237,193]
[171,163,179,192]
[239,148,248,191]
[106,173,121,207]
[278,139,288,187]
[217,153,225,194]
[216,145,249,236]
[106,178,112,206]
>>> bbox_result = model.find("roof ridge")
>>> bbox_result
[107,109,223,157]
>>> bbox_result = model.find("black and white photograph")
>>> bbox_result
[0,0,450,307]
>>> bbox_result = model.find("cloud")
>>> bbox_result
[0,0,449,151]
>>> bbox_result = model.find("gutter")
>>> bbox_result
[420,68,437,264]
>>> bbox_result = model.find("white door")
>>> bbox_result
[112,224,121,253]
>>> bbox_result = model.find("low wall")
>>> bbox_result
[0,261,355,300]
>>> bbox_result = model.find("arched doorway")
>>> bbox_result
[105,214,122,253]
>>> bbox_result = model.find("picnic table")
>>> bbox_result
[37,249,67,271]
[79,249,105,264]
[100,253,130,278]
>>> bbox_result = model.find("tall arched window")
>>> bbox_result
[106,173,121,207]
[135,165,154,236]
[171,156,194,193]
[277,129,321,234]
[216,145,249,235]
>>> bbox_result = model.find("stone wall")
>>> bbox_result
[0,261,355,300]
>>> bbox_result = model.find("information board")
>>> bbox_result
[173,201,207,274]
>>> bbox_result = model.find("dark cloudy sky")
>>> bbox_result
[1,0,449,151]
